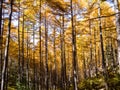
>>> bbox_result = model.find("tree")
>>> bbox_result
[1,0,14,89]
[45,5,49,90]
[0,0,3,81]
[71,0,78,90]
[98,0,108,89]
[114,0,120,74]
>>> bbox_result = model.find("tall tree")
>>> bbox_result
[45,5,49,90]
[60,15,66,90]
[1,0,14,89]
[114,0,120,74]
[33,24,36,90]
[53,27,57,90]
[39,0,42,89]
[26,28,29,89]
[70,0,78,90]
[17,0,21,83]
[98,0,108,89]
[0,0,3,80]
[21,9,25,83]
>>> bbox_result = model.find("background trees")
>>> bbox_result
[0,0,120,90]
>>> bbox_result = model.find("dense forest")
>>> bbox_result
[0,0,120,90]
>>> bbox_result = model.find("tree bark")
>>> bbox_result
[39,0,42,89]
[0,0,3,37]
[53,27,57,90]
[45,7,49,90]
[94,28,98,77]
[26,28,29,89]
[21,10,25,83]
[114,0,120,74]
[0,0,3,81]
[60,15,66,90]
[1,0,14,89]
[70,0,78,90]
[17,0,21,83]
[32,24,36,90]
[98,0,108,89]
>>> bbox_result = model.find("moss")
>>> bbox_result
[8,87,16,90]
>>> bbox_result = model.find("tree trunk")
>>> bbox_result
[26,28,29,89]
[0,0,3,37]
[63,15,67,90]
[17,0,21,83]
[0,0,3,81]
[53,27,57,90]
[21,10,25,83]
[98,0,108,89]
[83,52,87,79]
[1,0,14,89]
[94,28,98,77]
[114,0,120,74]
[60,15,66,90]
[39,0,42,89]
[70,0,78,90]
[45,7,49,90]
[33,24,36,90]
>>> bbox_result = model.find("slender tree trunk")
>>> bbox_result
[33,24,36,90]
[94,28,98,77]
[0,0,3,37]
[60,15,66,90]
[98,0,108,89]
[53,27,57,90]
[67,48,71,89]
[88,0,93,78]
[45,8,49,90]
[18,0,21,83]
[0,0,3,81]
[70,0,78,90]
[26,28,29,89]
[114,0,120,74]
[83,52,87,79]
[60,23,63,89]
[39,0,42,89]
[63,15,67,90]
[110,38,115,69]
[1,0,14,89]
[21,10,25,83]
[5,67,8,90]
[89,20,92,78]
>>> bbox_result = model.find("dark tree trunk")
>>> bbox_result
[1,0,14,89]
[70,0,78,90]
[83,52,87,79]
[0,0,3,81]
[60,15,66,90]
[98,0,108,89]
[39,0,42,89]
[21,10,25,83]
[60,23,63,89]
[26,28,29,89]
[63,15,67,90]
[45,8,49,90]
[17,0,21,83]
